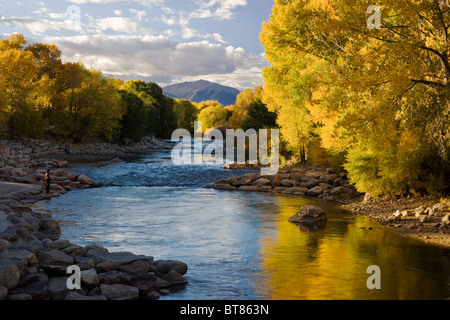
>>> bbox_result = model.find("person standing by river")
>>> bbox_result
[44,169,51,194]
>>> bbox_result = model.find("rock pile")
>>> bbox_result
[0,237,188,300]
[0,137,188,300]
[0,136,173,161]
[212,167,361,203]
[387,201,450,230]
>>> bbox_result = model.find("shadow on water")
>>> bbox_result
[33,143,450,300]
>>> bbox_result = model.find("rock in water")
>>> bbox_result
[288,205,327,224]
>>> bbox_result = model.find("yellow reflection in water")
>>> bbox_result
[256,195,448,300]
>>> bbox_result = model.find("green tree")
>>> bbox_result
[229,86,264,129]
[119,90,148,142]
[124,81,178,138]
[173,99,198,133]
[241,98,277,131]
[196,101,229,131]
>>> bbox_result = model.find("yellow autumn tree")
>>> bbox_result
[261,0,449,194]
[0,34,51,137]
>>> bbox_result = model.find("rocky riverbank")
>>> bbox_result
[0,136,188,300]
[211,166,450,248]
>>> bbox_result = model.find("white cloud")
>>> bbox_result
[129,9,146,21]
[113,9,122,16]
[181,27,227,44]
[42,34,266,88]
[189,0,247,20]
[95,17,138,33]
[65,0,165,6]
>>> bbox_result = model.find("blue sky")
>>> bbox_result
[0,0,275,89]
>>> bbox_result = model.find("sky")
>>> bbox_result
[0,0,275,90]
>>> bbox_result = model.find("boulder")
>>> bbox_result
[37,250,74,266]
[252,178,271,187]
[74,256,95,270]
[213,184,237,191]
[77,174,94,185]
[10,280,49,300]
[288,205,327,224]
[161,270,188,285]
[306,186,324,196]
[98,271,131,285]
[48,277,78,300]
[319,174,339,184]
[330,187,343,195]
[119,260,152,275]
[238,186,260,192]
[306,179,321,189]
[280,179,296,187]
[100,284,139,300]
[259,186,273,193]
[154,260,188,276]
[0,264,20,290]
[231,176,252,187]
[129,273,158,296]
[281,187,307,195]
[81,268,100,288]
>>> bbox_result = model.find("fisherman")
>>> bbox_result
[44,169,51,194]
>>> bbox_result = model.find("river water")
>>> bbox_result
[34,143,450,300]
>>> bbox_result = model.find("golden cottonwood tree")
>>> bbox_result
[196,101,229,131]
[59,67,125,142]
[229,86,264,129]
[0,35,51,137]
[261,0,449,194]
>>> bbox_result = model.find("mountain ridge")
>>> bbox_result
[163,80,241,106]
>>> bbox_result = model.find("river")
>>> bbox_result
[34,142,450,300]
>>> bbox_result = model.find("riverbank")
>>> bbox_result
[212,166,450,249]
[0,136,187,300]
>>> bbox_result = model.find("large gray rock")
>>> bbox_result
[0,264,20,290]
[161,270,188,285]
[154,260,188,275]
[37,250,74,266]
[10,280,49,300]
[306,186,324,197]
[100,284,139,300]
[119,260,151,275]
[81,268,99,288]
[289,205,327,224]
[77,174,94,185]
[98,271,131,285]
[86,249,152,266]
[129,273,158,296]
[319,173,339,184]
[48,277,78,300]
[252,178,271,187]
[213,184,237,191]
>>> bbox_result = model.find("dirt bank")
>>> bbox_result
[345,194,450,249]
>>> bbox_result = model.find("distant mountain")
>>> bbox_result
[163,80,241,106]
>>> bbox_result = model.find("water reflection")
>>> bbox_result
[33,148,450,300]
[257,196,450,300]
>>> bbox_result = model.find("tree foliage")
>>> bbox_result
[261,0,450,194]
[0,34,183,142]
[196,101,229,131]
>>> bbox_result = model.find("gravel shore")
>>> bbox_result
[0,136,188,300]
